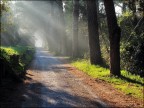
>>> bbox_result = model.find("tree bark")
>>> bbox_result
[48,1,57,52]
[86,0,103,65]
[58,0,67,55]
[72,0,79,58]
[103,0,121,76]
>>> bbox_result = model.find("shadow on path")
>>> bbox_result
[0,79,106,108]
[22,81,105,108]
[0,49,107,108]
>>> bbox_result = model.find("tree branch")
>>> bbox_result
[126,17,144,42]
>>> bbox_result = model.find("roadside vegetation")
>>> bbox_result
[0,46,34,81]
[72,59,144,100]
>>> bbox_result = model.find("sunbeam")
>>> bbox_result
[1,1,66,51]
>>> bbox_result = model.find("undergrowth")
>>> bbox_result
[0,46,34,76]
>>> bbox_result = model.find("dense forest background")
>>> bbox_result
[0,0,144,77]
[0,1,144,105]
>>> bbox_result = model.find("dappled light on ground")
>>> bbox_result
[0,49,107,107]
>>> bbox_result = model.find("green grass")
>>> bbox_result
[0,46,34,60]
[72,59,144,99]
[0,46,33,55]
[1,46,27,60]
[0,46,35,75]
[0,47,18,55]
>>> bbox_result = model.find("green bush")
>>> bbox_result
[0,46,35,76]
[119,11,144,77]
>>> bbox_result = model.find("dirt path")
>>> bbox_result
[0,49,143,108]
[22,50,108,107]
[67,66,144,108]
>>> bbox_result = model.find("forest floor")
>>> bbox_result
[0,49,143,107]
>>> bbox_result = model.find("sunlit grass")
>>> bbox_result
[0,46,18,55]
[0,46,27,55]
[0,46,19,61]
[0,46,35,74]
[72,59,144,99]
[0,46,33,61]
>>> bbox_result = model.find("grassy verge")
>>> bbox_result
[71,59,144,100]
[0,46,35,77]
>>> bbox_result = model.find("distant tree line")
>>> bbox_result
[1,0,143,77]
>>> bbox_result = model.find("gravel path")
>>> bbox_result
[22,50,107,107]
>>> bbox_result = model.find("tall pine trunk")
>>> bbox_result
[86,0,102,65]
[72,0,79,58]
[104,0,121,76]
[58,0,67,55]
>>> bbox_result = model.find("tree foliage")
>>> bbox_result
[0,0,143,77]
[120,11,144,76]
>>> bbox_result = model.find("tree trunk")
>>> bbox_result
[48,1,56,52]
[58,0,67,55]
[86,0,103,65]
[103,0,121,76]
[72,0,79,58]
